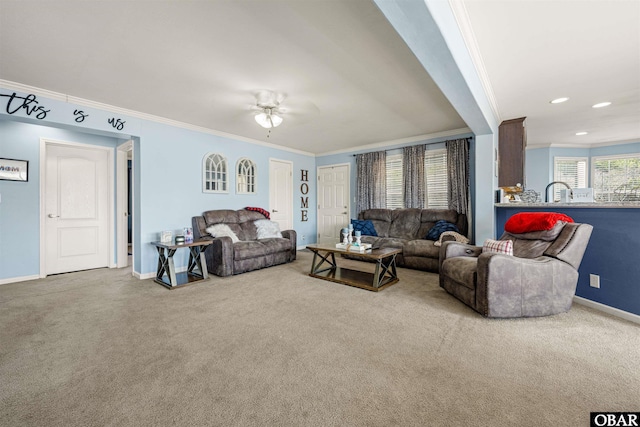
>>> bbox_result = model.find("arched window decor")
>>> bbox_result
[203,152,228,193]
[236,157,257,194]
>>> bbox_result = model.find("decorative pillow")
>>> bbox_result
[482,238,513,255]
[254,219,282,239]
[426,220,459,241]
[505,212,574,234]
[351,219,377,236]
[434,231,469,247]
[206,224,240,243]
[245,206,270,219]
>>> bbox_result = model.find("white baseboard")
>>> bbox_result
[573,296,640,325]
[0,274,40,285]
[135,266,188,281]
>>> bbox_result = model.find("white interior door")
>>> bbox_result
[269,159,293,230]
[317,164,350,245]
[45,143,110,275]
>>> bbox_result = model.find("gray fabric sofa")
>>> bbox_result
[192,209,296,277]
[439,222,593,318]
[349,208,468,273]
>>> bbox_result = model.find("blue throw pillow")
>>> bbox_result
[351,219,378,236]
[426,220,459,240]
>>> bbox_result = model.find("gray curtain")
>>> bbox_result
[446,138,470,215]
[356,151,386,214]
[403,144,425,208]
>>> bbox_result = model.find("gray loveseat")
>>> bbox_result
[192,209,296,277]
[349,208,468,273]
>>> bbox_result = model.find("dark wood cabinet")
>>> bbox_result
[498,117,527,187]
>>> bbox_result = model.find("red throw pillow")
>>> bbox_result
[504,212,574,234]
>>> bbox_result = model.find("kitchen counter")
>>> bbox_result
[495,202,640,209]
[495,203,640,319]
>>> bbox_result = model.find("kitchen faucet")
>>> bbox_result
[545,181,572,202]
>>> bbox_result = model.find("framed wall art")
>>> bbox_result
[0,158,29,182]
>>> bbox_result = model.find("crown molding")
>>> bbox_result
[527,138,640,150]
[448,0,501,123]
[317,127,472,157]
[0,79,315,157]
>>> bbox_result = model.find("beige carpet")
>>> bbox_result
[1,250,638,427]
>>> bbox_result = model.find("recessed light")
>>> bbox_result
[592,102,611,108]
[550,97,569,104]
[576,132,588,136]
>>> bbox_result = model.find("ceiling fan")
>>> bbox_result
[252,90,286,129]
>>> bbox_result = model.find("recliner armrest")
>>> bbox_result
[439,241,482,274]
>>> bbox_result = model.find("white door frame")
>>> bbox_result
[39,138,115,278]
[269,158,294,230]
[116,140,133,269]
[316,162,351,244]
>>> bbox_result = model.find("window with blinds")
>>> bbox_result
[553,157,587,202]
[425,149,448,208]
[386,154,404,209]
[592,154,640,202]
[385,149,448,209]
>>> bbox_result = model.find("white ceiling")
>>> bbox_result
[0,1,638,154]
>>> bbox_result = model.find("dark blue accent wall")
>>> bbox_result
[496,206,640,316]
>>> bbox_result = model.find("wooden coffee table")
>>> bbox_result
[305,243,401,292]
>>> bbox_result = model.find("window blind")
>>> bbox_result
[386,154,403,209]
[385,150,449,209]
[425,149,448,208]
[553,157,587,201]
[592,154,640,201]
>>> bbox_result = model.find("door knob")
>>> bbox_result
[272,209,278,213]
[48,214,59,218]
[342,212,347,214]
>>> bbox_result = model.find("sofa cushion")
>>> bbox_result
[255,219,282,238]
[351,219,377,236]
[258,237,292,253]
[503,221,566,242]
[376,237,406,249]
[482,238,513,255]
[360,209,392,237]
[425,220,459,240]
[388,209,422,240]
[233,241,268,260]
[403,239,441,259]
[206,224,240,243]
[501,235,553,259]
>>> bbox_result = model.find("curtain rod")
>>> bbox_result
[351,137,472,156]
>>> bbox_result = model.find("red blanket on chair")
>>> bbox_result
[505,212,574,234]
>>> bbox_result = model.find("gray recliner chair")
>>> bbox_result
[439,222,593,318]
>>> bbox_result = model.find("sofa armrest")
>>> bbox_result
[192,216,208,240]
[476,254,578,317]
[281,229,297,261]
[205,236,234,277]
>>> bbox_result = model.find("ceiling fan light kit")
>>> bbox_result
[254,107,283,129]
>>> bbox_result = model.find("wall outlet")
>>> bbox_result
[301,235,306,241]
[589,274,600,289]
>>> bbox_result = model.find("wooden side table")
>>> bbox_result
[150,240,212,289]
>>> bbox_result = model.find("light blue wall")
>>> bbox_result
[0,118,121,280]
[136,120,316,275]
[0,88,316,279]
